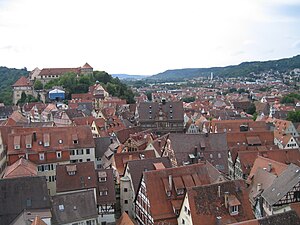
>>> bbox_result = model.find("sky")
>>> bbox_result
[0,0,300,75]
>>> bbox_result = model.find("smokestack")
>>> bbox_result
[268,163,272,172]
[224,192,229,209]
[168,175,172,191]
[216,216,222,225]
[218,185,221,198]
[257,183,262,192]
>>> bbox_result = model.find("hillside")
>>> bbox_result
[147,55,300,81]
[112,74,148,80]
[0,66,29,105]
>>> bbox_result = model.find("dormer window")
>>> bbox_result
[14,136,21,150]
[26,144,32,149]
[66,165,77,176]
[72,134,78,144]
[39,153,45,161]
[98,171,107,182]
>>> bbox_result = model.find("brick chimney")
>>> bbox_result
[224,192,229,209]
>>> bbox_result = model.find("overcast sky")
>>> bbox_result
[0,0,300,75]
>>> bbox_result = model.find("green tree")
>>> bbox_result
[287,111,300,122]
[34,80,43,90]
[246,103,256,115]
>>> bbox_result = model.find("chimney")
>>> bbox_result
[168,175,172,191]
[216,216,222,225]
[257,183,262,192]
[33,132,37,142]
[268,163,272,172]
[129,155,132,161]
[224,192,229,209]
[218,185,221,198]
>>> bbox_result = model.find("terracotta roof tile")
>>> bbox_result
[3,158,37,179]
[12,76,32,87]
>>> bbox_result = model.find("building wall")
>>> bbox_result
[0,132,6,177]
[69,148,96,165]
[178,194,193,225]
[13,86,33,105]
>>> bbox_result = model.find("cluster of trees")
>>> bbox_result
[17,92,40,105]
[280,93,300,104]
[287,111,300,122]
[181,96,196,103]
[0,67,29,105]
[42,71,135,103]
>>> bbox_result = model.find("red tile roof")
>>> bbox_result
[12,76,32,87]
[142,162,224,223]
[3,158,37,179]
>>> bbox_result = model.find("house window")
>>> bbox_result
[39,153,45,161]
[87,158,90,162]
[26,144,32,149]
[14,145,20,150]
[56,151,62,159]
[184,206,187,212]
[294,191,300,201]
[86,149,90,154]
[124,200,128,204]
[76,149,84,155]
[70,150,75,155]
[58,139,63,144]
[210,154,213,158]
[188,210,190,215]
[231,205,239,214]
[218,153,221,158]
[73,140,78,144]
[100,191,108,196]
[182,219,185,224]
[99,177,107,182]
[124,188,128,192]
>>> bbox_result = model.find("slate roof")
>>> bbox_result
[51,190,98,225]
[94,137,114,158]
[0,105,13,119]
[138,101,184,122]
[126,157,172,194]
[165,133,228,173]
[262,163,300,206]
[0,176,51,225]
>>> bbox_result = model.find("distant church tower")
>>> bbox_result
[210,72,214,80]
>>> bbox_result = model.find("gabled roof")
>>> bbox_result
[56,161,97,193]
[82,62,93,69]
[96,168,116,205]
[126,157,172,195]
[262,164,300,206]
[31,216,47,225]
[39,67,80,76]
[0,176,51,225]
[12,76,32,87]
[113,150,156,176]
[116,212,136,225]
[249,156,288,178]
[51,190,98,225]
[3,157,37,178]
[138,101,184,121]
[165,133,228,172]
[188,180,254,225]
[142,162,224,223]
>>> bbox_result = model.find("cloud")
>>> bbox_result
[0,45,13,50]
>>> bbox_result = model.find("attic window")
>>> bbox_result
[58,139,63,144]
[59,204,64,211]
[72,134,78,144]
[98,171,107,182]
[149,105,152,109]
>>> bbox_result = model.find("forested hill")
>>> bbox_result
[147,55,300,81]
[0,66,29,105]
